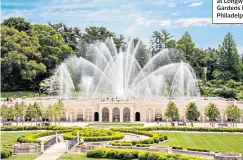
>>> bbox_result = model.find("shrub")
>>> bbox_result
[136,144,150,147]
[111,142,132,146]
[87,148,206,160]
[0,148,12,159]
[63,129,124,142]
[187,148,210,152]
[171,146,183,149]
[130,126,243,132]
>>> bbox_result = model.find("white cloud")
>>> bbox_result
[168,3,176,8]
[188,2,204,7]
[171,12,179,16]
[174,18,211,27]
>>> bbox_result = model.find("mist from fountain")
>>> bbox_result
[49,38,200,99]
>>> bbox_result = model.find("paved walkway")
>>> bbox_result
[34,142,66,160]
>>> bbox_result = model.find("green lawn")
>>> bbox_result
[5,154,39,160]
[1,132,33,146]
[157,132,243,153]
[1,91,41,98]
[87,123,144,127]
[58,154,111,160]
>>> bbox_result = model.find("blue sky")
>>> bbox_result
[1,0,243,53]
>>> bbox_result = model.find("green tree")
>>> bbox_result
[25,104,35,125]
[226,104,242,127]
[1,26,46,91]
[134,38,149,68]
[165,101,180,123]
[177,31,196,64]
[0,104,9,122]
[42,104,54,122]
[186,102,200,127]
[31,24,74,77]
[25,102,42,125]
[217,33,243,81]
[113,35,126,52]
[150,30,173,56]
[15,102,27,126]
[53,100,66,125]
[48,22,82,52]
[205,102,220,127]
[82,26,115,44]
[3,17,31,32]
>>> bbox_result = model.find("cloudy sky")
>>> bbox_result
[1,0,243,53]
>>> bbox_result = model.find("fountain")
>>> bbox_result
[49,38,200,99]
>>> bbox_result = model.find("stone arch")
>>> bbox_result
[60,112,66,122]
[69,109,75,122]
[112,108,120,122]
[146,109,153,122]
[85,109,92,122]
[155,109,162,121]
[102,107,109,122]
[135,112,140,121]
[77,109,83,121]
[123,108,130,122]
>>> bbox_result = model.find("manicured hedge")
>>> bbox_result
[87,148,206,160]
[110,128,167,146]
[136,144,150,147]
[1,126,77,131]
[17,130,70,144]
[133,126,243,132]
[63,129,124,142]
[187,148,210,152]
[0,148,12,159]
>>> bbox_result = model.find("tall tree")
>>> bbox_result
[113,35,126,52]
[150,30,173,56]
[177,31,196,64]
[1,26,46,91]
[48,23,82,52]
[186,102,200,127]
[0,104,9,122]
[31,24,74,77]
[165,101,180,123]
[82,26,115,44]
[226,104,242,127]
[53,100,66,125]
[216,33,243,81]
[134,38,149,68]
[205,102,220,127]
[15,102,27,126]
[3,17,31,32]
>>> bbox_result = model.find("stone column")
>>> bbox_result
[74,110,77,122]
[56,132,58,143]
[130,106,134,122]
[109,108,112,122]
[65,112,68,122]
[120,108,123,122]
[41,140,44,153]
[83,110,86,122]
[99,107,102,122]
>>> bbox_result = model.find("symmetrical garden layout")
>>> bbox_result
[1,125,243,160]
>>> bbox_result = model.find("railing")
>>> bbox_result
[68,137,78,150]
[44,136,56,151]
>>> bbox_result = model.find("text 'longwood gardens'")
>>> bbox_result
[213,0,243,23]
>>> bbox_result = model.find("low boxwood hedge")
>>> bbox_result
[0,148,12,159]
[136,144,150,147]
[133,126,243,132]
[111,143,133,146]
[110,128,167,146]
[87,148,206,160]
[17,130,70,144]
[63,129,124,142]
[1,126,77,131]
